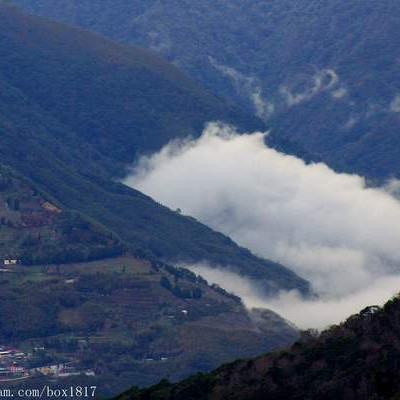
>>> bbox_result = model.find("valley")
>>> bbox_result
[0,1,398,398]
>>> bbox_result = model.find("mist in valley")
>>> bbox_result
[124,122,400,329]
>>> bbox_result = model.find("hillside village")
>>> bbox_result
[0,345,95,382]
[0,254,297,396]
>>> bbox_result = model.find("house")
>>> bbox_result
[9,365,25,373]
[0,350,12,358]
[35,364,64,376]
[3,260,18,266]
[12,351,26,360]
[360,305,380,316]
[42,202,61,213]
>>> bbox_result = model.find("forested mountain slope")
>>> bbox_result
[116,296,400,400]
[0,3,309,295]
[0,164,123,264]
[0,2,261,169]
[11,0,400,179]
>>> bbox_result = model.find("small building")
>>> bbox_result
[0,350,12,358]
[42,202,61,213]
[35,364,65,376]
[9,365,25,373]
[3,260,18,266]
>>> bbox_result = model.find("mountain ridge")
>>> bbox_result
[0,2,310,295]
[12,0,400,179]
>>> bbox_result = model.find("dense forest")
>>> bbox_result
[116,295,400,400]
[11,0,400,180]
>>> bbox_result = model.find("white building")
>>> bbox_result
[3,260,18,266]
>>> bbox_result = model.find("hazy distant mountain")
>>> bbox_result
[0,3,310,295]
[10,0,400,179]
[116,297,400,400]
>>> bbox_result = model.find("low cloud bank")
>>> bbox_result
[391,94,400,113]
[124,123,400,328]
[184,263,400,330]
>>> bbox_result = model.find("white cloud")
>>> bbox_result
[124,123,400,328]
[209,61,347,117]
[146,30,172,53]
[390,94,400,113]
[342,116,358,130]
[184,263,400,330]
[280,69,340,106]
[331,87,348,99]
[209,57,275,120]
[262,276,400,329]
[383,178,400,199]
[251,88,275,119]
